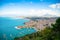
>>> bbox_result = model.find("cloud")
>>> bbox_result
[49,3,60,9]
[0,8,60,17]
[36,9,59,16]
[57,3,60,9]
[0,3,60,17]
[49,4,56,9]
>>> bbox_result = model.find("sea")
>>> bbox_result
[0,17,36,40]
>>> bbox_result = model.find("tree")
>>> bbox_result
[51,17,60,40]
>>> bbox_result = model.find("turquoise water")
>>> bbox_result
[0,17,36,40]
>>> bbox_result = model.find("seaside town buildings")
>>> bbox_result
[17,18,56,30]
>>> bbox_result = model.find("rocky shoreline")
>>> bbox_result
[16,17,57,31]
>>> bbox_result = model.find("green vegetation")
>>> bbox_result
[14,18,60,40]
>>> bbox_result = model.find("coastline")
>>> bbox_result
[16,17,56,31]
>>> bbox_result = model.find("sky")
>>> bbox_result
[0,0,60,17]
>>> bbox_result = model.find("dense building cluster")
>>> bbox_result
[18,18,56,30]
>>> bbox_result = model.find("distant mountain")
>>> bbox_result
[41,14,57,17]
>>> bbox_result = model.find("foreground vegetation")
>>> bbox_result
[14,18,60,40]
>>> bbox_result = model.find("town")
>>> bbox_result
[17,17,57,31]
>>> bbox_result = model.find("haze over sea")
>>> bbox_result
[0,17,36,40]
